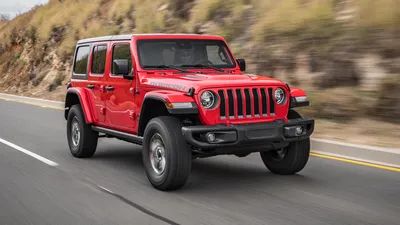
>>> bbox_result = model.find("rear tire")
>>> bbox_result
[67,104,98,158]
[142,116,192,191]
[260,138,310,175]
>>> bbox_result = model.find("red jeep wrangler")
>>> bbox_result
[64,34,314,191]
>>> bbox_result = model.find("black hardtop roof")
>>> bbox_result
[76,33,217,44]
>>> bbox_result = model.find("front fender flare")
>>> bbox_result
[142,90,198,115]
[289,87,310,108]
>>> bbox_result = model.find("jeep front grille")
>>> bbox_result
[217,87,276,120]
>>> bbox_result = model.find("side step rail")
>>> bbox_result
[92,126,143,145]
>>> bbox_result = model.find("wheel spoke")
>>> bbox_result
[159,158,166,172]
[71,118,80,147]
[149,133,166,175]
[156,160,161,170]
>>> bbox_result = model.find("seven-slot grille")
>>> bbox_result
[217,87,276,120]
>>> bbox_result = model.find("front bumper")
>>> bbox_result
[182,118,314,152]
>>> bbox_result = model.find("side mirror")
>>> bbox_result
[236,58,246,71]
[113,59,133,80]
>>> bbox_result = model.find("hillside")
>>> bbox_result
[0,0,399,147]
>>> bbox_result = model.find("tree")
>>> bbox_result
[0,14,10,22]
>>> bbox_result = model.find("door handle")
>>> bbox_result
[87,84,95,89]
[105,86,114,91]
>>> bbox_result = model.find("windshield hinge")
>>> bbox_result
[185,87,195,97]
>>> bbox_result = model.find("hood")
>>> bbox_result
[141,72,286,94]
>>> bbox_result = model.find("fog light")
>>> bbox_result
[284,125,307,137]
[295,126,304,136]
[206,133,216,143]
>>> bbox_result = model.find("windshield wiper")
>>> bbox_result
[143,65,189,73]
[182,64,224,72]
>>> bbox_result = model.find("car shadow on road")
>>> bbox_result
[184,157,314,192]
[90,144,315,192]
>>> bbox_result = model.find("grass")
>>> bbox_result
[190,0,230,22]
[54,72,66,86]
[134,0,166,33]
[0,0,398,87]
[354,0,400,30]
[0,8,37,48]
[108,0,135,20]
[30,0,102,40]
[189,0,248,41]
[252,0,336,41]
[0,0,398,56]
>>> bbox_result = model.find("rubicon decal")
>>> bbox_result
[149,82,186,91]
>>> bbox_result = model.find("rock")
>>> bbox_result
[355,54,388,92]
[371,76,400,124]
[378,57,400,74]
[28,71,36,80]
[48,83,57,92]
[50,26,65,43]
[195,21,218,34]
[302,88,362,121]
[315,59,360,88]
[158,4,168,11]
[309,52,325,73]
[170,0,195,19]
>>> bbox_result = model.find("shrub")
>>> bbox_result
[371,75,400,123]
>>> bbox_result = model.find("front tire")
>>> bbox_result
[142,116,192,191]
[260,138,310,175]
[67,104,98,158]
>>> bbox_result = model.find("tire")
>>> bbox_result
[142,116,192,191]
[67,104,98,158]
[260,138,310,175]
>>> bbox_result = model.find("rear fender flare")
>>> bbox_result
[64,87,96,124]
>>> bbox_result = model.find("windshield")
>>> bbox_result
[137,39,236,70]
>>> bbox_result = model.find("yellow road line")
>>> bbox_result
[1,96,400,172]
[0,97,64,111]
[310,153,400,172]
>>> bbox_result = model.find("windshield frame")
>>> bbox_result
[136,39,237,71]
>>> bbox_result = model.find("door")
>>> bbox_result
[88,43,109,124]
[104,41,137,132]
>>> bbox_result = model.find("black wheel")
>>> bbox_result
[67,104,98,158]
[142,116,192,191]
[260,138,310,175]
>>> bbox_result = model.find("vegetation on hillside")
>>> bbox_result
[0,0,399,126]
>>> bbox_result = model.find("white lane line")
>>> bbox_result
[97,185,115,194]
[0,137,58,167]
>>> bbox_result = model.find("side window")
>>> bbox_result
[73,45,90,74]
[91,45,107,74]
[112,44,132,75]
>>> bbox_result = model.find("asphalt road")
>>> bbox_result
[0,99,399,225]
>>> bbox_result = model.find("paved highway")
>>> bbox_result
[0,99,399,225]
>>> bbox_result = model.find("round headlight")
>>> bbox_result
[200,91,215,109]
[274,88,286,105]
